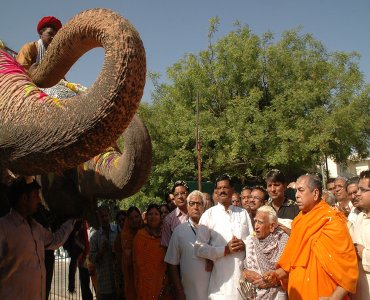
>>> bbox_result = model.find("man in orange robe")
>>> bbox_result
[262,173,358,300]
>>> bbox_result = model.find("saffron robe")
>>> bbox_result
[277,201,358,300]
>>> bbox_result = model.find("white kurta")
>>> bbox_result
[165,219,211,300]
[194,203,253,300]
[350,212,370,300]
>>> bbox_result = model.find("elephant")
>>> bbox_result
[0,8,146,175]
[0,8,152,225]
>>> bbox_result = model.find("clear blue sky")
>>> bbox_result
[1,0,369,102]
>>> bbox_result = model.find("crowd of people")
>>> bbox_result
[88,169,369,300]
[0,14,369,300]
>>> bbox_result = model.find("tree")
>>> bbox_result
[130,21,370,201]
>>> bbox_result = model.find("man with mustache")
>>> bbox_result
[334,176,351,217]
[346,176,362,227]
[263,173,358,300]
[165,190,211,300]
[248,186,268,229]
[161,180,189,247]
[195,174,253,299]
[350,170,370,300]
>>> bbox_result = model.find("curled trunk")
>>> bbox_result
[78,115,152,199]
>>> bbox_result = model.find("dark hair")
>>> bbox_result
[115,210,127,220]
[146,203,161,214]
[241,186,252,192]
[251,185,269,201]
[346,176,359,189]
[215,174,234,188]
[8,177,41,208]
[171,180,189,194]
[327,177,336,184]
[159,203,169,211]
[265,169,287,184]
[127,206,141,218]
[359,170,370,187]
[299,173,322,198]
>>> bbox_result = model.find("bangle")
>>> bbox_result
[224,246,229,256]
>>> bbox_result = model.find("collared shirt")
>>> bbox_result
[267,198,299,220]
[350,212,370,300]
[348,205,361,228]
[195,203,253,299]
[16,41,38,70]
[161,207,188,247]
[165,218,211,300]
[0,209,74,300]
[89,224,118,294]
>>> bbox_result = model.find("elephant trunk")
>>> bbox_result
[78,115,152,199]
[0,8,146,175]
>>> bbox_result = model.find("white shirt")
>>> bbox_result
[194,203,253,300]
[350,212,370,300]
[348,206,361,227]
[165,218,211,300]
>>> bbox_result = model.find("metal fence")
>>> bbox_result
[49,248,97,300]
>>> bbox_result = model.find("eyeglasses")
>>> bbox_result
[174,191,188,198]
[188,201,203,207]
[357,187,370,194]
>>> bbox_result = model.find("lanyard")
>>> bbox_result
[188,220,197,236]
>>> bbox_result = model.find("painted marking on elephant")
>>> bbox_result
[0,50,65,108]
[0,50,27,75]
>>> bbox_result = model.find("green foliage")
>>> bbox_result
[136,21,369,198]
[117,191,163,212]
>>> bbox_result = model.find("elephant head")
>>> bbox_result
[0,8,146,175]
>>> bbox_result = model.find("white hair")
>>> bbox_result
[256,205,278,223]
[187,190,205,204]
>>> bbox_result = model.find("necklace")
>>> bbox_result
[145,226,161,238]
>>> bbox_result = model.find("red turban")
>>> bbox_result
[37,16,62,33]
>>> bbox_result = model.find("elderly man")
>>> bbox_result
[195,174,253,299]
[0,176,75,300]
[165,190,211,300]
[334,176,351,217]
[350,170,370,300]
[243,205,289,299]
[263,173,358,300]
[161,180,189,247]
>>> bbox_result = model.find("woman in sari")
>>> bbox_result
[133,204,172,300]
[121,206,143,300]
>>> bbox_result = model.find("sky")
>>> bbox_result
[1,0,370,103]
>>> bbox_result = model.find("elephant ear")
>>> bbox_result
[77,114,152,199]
[0,8,146,175]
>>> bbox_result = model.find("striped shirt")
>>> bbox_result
[89,224,118,294]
